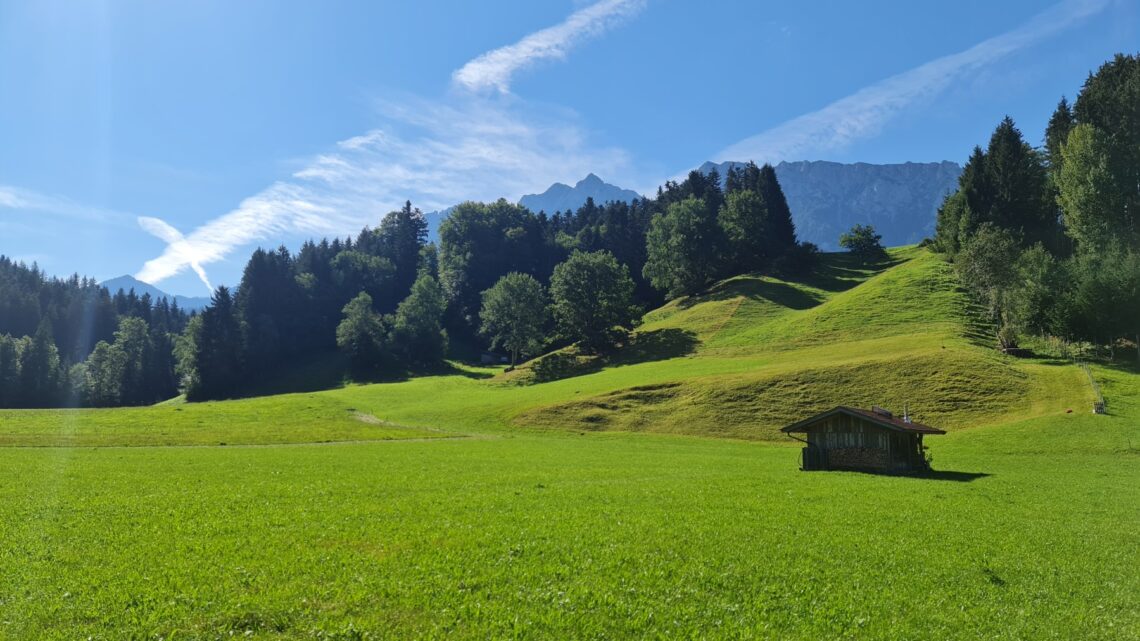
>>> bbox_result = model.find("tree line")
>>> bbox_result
[934,53,1140,359]
[178,162,811,400]
[0,256,190,407]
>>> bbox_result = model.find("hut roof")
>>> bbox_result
[781,406,946,435]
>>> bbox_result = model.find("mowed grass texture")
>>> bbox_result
[0,247,1136,639]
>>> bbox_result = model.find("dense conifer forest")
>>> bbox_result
[0,257,190,407]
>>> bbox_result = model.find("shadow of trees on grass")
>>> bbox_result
[202,350,497,403]
[799,253,903,293]
[611,328,700,364]
[529,328,699,384]
[675,253,904,312]
[678,278,822,311]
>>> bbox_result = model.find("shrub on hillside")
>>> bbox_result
[839,224,887,258]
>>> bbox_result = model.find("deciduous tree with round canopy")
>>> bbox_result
[550,251,638,353]
[480,272,548,366]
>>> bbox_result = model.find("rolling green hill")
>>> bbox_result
[506,246,1091,439]
[0,247,1136,639]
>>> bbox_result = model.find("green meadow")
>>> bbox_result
[1,247,1137,639]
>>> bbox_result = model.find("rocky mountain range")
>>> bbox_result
[426,160,962,250]
[699,160,962,249]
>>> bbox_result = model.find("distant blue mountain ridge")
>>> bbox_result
[424,160,961,250]
[100,275,211,312]
[699,160,963,249]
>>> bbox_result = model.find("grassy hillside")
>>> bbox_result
[512,247,1090,438]
[0,247,1135,639]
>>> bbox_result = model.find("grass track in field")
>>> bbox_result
[0,393,450,447]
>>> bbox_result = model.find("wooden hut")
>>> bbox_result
[781,406,945,472]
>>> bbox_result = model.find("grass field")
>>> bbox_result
[1,247,1137,639]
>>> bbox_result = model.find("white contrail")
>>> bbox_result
[452,0,646,94]
[134,181,357,291]
[713,0,1112,165]
[136,217,213,291]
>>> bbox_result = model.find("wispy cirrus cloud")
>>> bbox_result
[135,97,632,290]
[0,184,132,225]
[713,0,1112,164]
[452,0,646,94]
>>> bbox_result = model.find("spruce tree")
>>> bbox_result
[0,334,20,408]
[756,163,797,258]
[982,117,1057,249]
[237,246,304,371]
[1044,97,1074,172]
[188,287,244,401]
[377,201,429,301]
[957,145,991,242]
[18,319,61,407]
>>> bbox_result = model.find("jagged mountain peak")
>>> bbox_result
[520,174,643,214]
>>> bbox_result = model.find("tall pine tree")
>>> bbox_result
[756,163,797,258]
[375,201,429,302]
[1044,97,1074,172]
[187,287,244,401]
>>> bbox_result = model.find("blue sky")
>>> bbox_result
[1,0,1135,295]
